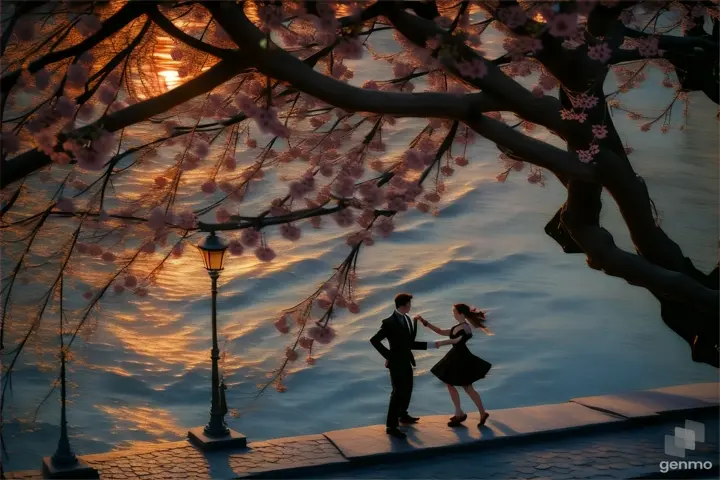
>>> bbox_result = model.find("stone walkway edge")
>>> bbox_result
[6,382,719,480]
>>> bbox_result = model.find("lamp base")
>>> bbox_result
[42,457,99,479]
[187,426,247,451]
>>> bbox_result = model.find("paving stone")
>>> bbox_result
[6,387,719,480]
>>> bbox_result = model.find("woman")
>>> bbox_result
[419,303,492,428]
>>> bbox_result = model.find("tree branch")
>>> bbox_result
[1,57,248,189]
[205,3,501,120]
[146,5,236,59]
[0,1,151,95]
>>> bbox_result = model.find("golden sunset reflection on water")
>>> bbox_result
[96,405,184,439]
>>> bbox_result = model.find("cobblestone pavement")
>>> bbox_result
[5,434,347,480]
[6,411,717,480]
[309,411,719,480]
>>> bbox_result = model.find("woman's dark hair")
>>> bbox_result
[454,303,488,332]
[394,293,413,308]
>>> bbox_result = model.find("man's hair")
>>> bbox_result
[394,293,413,309]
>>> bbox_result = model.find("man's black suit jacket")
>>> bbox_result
[370,311,428,367]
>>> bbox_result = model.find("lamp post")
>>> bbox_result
[188,231,246,450]
[42,277,99,478]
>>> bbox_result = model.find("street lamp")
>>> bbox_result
[42,278,98,478]
[187,231,246,450]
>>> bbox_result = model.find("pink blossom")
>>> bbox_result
[548,13,578,37]
[77,103,94,120]
[374,218,394,238]
[274,317,290,334]
[424,192,441,203]
[201,180,217,194]
[392,62,413,78]
[333,209,354,228]
[83,291,94,300]
[193,139,210,158]
[539,73,558,91]
[316,297,332,310]
[416,202,430,213]
[228,239,244,256]
[255,246,276,262]
[347,302,360,314]
[148,207,166,230]
[319,163,334,177]
[307,325,337,345]
[171,243,184,258]
[56,197,75,213]
[55,96,76,118]
[285,347,299,361]
[76,14,101,37]
[101,251,116,262]
[403,150,425,170]
[234,93,258,116]
[66,64,89,87]
[177,210,196,230]
[457,59,488,79]
[335,295,347,308]
[240,228,260,247]
[333,176,355,197]
[637,37,660,57]
[88,244,104,257]
[280,224,301,241]
[140,242,156,254]
[387,197,408,212]
[336,37,364,59]
[215,208,231,223]
[124,275,138,288]
[78,51,94,65]
[310,216,322,228]
[588,43,612,63]
[496,171,509,183]
[135,287,149,297]
[592,124,608,139]
[298,336,314,349]
[154,177,168,188]
[170,47,183,61]
[456,155,472,167]
[113,284,125,294]
[527,171,542,184]
[98,84,116,104]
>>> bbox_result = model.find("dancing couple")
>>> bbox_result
[370,293,493,439]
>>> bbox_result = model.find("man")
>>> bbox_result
[370,293,438,439]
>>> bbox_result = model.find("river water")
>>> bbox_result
[3,22,718,473]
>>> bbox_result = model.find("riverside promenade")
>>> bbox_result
[6,382,718,480]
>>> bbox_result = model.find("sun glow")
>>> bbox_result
[533,12,547,23]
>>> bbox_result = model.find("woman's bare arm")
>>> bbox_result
[437,336,462,347]
[417,315,452,336]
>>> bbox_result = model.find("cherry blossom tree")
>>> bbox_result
[1,0,718,406]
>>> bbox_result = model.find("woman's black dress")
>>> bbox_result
[430,323,491,386]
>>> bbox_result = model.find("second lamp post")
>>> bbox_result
[188,231,246,450]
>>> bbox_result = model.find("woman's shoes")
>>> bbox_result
[447,413,468,427]
[478,412,490,427]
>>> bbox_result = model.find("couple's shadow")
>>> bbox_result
[394,421,505,452]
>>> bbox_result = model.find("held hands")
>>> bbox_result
[414,315,429,327]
